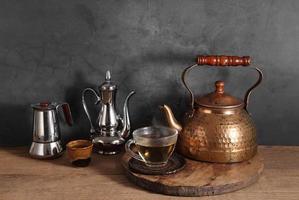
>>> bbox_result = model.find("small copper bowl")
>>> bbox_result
[66,140,93,167]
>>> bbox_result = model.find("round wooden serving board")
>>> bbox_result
[122,153,264,196]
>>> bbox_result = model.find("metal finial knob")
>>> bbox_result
[215,80,225,94]
[105,70,111,81]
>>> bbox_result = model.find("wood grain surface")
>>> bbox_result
[0,146,299,200]
[122,153,264,196]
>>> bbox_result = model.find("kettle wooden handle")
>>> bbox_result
[197,55,250,66]
[182,55,263,115]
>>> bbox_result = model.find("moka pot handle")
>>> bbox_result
[82,88,101,134]
[56,102,73,126]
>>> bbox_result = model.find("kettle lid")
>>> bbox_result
[99,70,117,91]
[195,81,244,109]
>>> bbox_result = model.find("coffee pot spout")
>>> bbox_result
[160,105,182,132]
[119,91,135,139]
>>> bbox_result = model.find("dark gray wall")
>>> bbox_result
[0,0,298,146]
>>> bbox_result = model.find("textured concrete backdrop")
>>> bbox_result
[0,0,298,146]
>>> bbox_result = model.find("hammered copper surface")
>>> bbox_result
[195,81,244,109]
[177,108,257,163]
[162,55,263,163]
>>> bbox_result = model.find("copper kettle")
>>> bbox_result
[161,55,263,163]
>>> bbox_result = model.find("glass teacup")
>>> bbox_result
[125,126,178,167]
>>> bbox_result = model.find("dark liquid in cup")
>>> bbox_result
[71,157,91,167]
[137,144,175,163]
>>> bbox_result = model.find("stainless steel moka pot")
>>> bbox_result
[82,70,135,155]
[29,102,73,159]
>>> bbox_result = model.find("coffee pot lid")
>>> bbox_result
[195,81,244,109]
[31,102,56,110]
[99,70,117,91]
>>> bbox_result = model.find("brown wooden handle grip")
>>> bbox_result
[197,55,251,66]
[62,103,73,126]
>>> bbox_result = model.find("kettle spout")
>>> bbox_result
[160,105,182,132]
[119,91,136,139]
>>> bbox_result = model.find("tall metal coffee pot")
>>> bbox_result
[29,102,73,159]
[82,70,135,155]
[161,55,263,163]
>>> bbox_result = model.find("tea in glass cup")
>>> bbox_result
[125,126,178,167]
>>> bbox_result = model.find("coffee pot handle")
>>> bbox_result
[56,103,73,126]
[182,55,263,114]
[82,88,101,134]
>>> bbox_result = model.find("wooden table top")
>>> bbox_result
[0,146,299,200]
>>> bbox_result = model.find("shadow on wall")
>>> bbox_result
[0,50,235,147]
[63,70,103,143]
[0,104,32,146]
[0,49,214,146]
[116,51,197,129]
[0,102,90,147]
[0,71,96,147]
